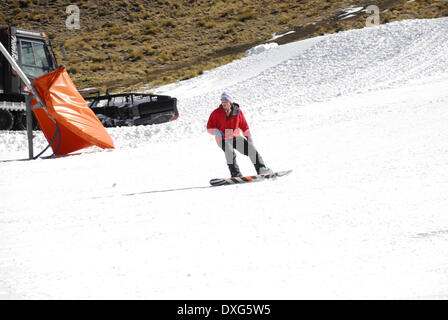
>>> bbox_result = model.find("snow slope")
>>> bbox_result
[1,18,448,299]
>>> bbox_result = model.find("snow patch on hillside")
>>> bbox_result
[245,43,279,56]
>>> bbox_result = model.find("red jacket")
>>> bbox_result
[207,103,251,141]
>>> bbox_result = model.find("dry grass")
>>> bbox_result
[1,0,448,92]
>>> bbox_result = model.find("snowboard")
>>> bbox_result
[210,170,292,186]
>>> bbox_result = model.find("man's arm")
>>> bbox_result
[206,112,217,135]
[239,110,251,139]
[207,111,223,138]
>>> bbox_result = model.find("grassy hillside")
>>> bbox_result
[1,0,447,92]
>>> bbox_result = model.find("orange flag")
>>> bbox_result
[32,67,114,155]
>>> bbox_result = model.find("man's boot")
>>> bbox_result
[254,163,273,175]
[228,163,242,177]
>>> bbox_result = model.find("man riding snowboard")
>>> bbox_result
[207,92,273,177]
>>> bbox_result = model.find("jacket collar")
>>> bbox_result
[219,103,240,118]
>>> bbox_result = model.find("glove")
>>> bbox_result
[214,129,224,140]
[247,136,254,144]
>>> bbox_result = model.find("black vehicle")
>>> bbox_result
[86,91,178,127]
[0,26,55,130]
[0,26,178,130]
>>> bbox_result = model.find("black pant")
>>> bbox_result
[218,136,266,167]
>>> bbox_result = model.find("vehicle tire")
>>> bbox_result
[0,109,14,131]
[12,111,40,131]
[13,111,27,130]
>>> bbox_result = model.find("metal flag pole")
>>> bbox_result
[25,95,33,159]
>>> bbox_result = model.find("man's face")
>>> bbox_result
[221,100,231,111]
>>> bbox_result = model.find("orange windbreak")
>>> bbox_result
[32,67,114,155]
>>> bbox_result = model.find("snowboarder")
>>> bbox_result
[207,92,272,177]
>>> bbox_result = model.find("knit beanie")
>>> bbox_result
[221,92,233,103]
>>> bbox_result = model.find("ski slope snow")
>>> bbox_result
[1,18,448,299]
